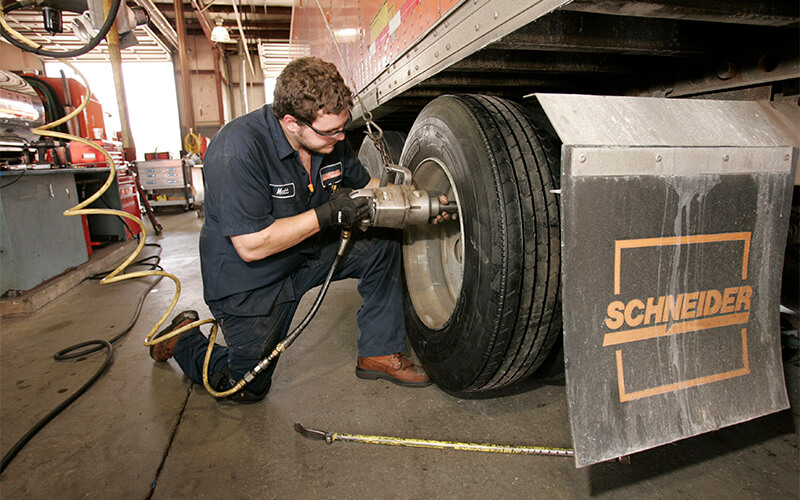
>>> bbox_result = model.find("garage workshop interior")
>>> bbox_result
[1,0,799,497]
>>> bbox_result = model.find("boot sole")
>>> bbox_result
[355,367,433,388]
[149,310,199,361]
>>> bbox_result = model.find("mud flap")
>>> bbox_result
[535,94,798,467]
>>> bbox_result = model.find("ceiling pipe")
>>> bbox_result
[212,46,225,126]
[231,0,256,76]
[199,0,220,13]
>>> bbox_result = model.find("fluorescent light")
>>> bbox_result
[334,28,359,42]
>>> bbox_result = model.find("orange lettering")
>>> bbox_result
[624,299,645,327]
[697,291,706,316]
[662,294,684,323]
[704,290,722,316]
[735,286,753,312]
[681,292,700,319]
[605,301,625,330]
[720,287,738,314]
[644,296,665,325]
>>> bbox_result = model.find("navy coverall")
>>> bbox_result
[172,105,407,402]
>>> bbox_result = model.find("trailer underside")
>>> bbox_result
[321,0,799,132]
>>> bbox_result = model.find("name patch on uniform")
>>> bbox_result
[270,182,295,199]
[320,162,343,189]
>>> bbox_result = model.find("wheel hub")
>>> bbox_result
[403,157,464,330]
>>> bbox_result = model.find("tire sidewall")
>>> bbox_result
[401,96,508,390]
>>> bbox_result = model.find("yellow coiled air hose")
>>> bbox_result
[0,11,246,398]
[184,130,201,156]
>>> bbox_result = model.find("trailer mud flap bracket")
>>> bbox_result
[535,94,798,468]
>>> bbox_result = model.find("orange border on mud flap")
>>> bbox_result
[615,329,751,402]
[611,232,752,402]
[613,232,751,295]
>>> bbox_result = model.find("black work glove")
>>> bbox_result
[314,188,370,228]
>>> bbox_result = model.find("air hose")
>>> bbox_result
[1,247,165,473]
[0,340,112,473]
[2,14,358,472]
[0,4,357,476]
[0,28,218,361]
[183,130,202,156]
[0,0,123,58]
[2,21,354,397]
[27,62,199,353]
[203,230,352,397]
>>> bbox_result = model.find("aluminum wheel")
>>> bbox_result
[403,157,464,330]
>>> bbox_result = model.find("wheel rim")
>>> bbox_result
[403,157,464,330]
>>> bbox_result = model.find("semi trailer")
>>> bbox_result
[290,0,799,466]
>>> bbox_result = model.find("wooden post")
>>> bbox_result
[101,0,136,161]
[174,0,196,143]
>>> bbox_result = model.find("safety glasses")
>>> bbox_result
[297,112,352,137]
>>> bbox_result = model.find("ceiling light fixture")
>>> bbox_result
[210,19,230,43]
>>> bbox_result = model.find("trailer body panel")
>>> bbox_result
[291,0,572,116]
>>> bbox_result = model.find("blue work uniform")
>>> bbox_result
[172,104,407,403]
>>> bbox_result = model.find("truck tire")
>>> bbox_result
[357,131,407,179]
[401,94,562,393]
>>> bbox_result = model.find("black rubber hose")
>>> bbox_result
[0,340,112,473]
[1,2,25,14]
[0,244,163,473]
[221,232,351,395]
[22,76,69,134]
[0,0,122,58]
[284,251,342,347]
[58,246,163,359]
[97,192,140,241]
[0,169,27,188]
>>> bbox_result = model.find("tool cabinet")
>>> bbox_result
[138,159,194,210]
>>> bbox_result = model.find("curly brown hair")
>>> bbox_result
[272,57,353,123]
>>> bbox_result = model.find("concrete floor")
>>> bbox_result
[1,210,798,499]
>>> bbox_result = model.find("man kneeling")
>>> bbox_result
[150,57,431,403]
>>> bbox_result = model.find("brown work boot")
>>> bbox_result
[149,310,199,362]
[356,353,432,387]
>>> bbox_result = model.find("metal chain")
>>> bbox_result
[313,0,395,173]
[355,94,394,172]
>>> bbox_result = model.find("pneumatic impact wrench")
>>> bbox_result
[349,164,459,230]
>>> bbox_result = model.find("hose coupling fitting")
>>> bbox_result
[338,230,351,256]
[250,350,275,377]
